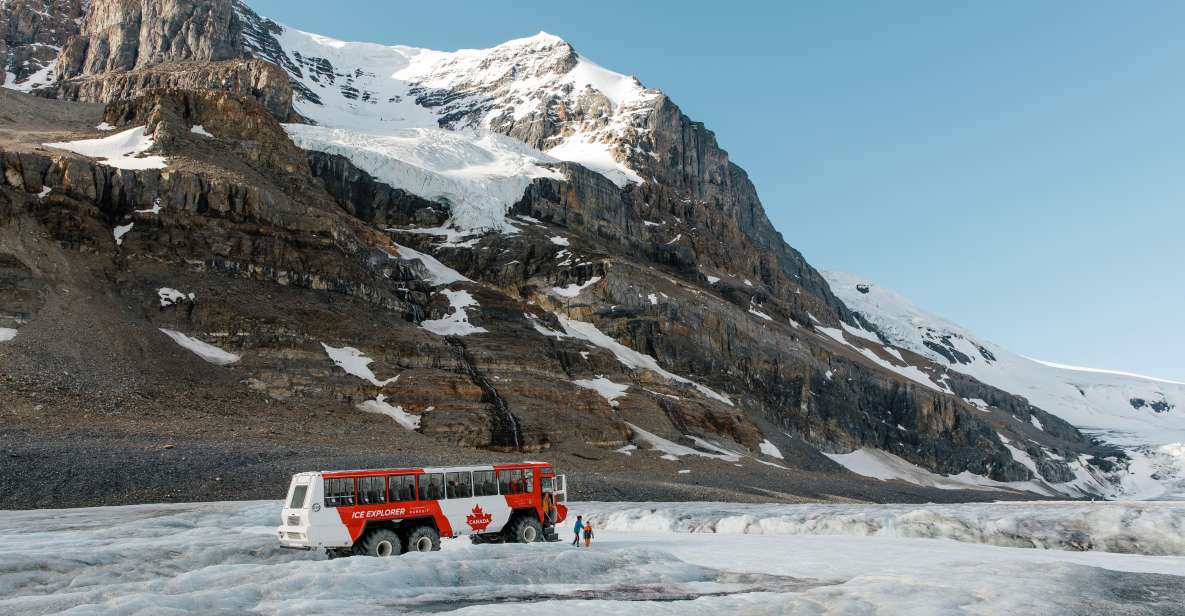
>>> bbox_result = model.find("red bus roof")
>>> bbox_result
[320,461,555,479]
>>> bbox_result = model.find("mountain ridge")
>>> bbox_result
[0,0,1148,506]
[824,269,1185,498]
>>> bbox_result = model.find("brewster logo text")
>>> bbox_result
[466,505,493,532]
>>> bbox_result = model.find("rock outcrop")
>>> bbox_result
[0,0,85,88]
[55,58,294,120]
[56,0,244,76]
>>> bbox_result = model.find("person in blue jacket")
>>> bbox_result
[572,515,584,546]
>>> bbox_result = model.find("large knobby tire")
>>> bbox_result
[470,532,504,545]
[357,528,401,557]
[405,525,441,553]
[507,516,543,544]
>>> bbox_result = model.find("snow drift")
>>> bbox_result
[582,501,1185,556]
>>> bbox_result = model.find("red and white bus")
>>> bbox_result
[277,462,568,557]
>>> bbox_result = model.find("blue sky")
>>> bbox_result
[248,1,1184,381]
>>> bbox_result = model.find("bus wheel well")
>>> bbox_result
[508,507,541,524]
[357,517,439,545]
[359,520,401,536]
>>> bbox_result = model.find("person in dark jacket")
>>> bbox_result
[572,515,584,546]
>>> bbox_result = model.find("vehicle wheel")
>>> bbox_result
[470,532,502,545]
[405,525,441,553]
[507,516,543,544]
[358,529,402,557]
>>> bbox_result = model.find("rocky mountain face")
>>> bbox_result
[0,0,1127,506]
[0,0,85,89]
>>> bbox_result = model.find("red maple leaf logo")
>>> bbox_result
[466,504,493,532]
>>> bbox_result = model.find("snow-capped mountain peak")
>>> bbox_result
[237,4,658,234]
[823,269,1185,499]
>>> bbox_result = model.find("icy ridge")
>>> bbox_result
[822,270,1185,499]
[582,501,1185,556]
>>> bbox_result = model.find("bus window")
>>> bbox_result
[418,473,444,500]
[473,470,496,496]
[359,476,386,504]
[523,468,534,493]
[390,475,416,501]
[446,471,472,499]
[502,469,523,494]
[289,484,309,509]
[324,477,355,508]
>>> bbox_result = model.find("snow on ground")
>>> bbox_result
[421,289,488,337]
[551,275,601,298]
[582,500,1185,556]
[320,343,398,386]
[189,125,213,138]
[557,315,732,406]
[390,242,470,285]
[159,328,240,366]
[573,376,630,407]
[759,439,784,459]
[112,223,133,245]
[816,323,952,394]
[95,121,115,131]
[134,198,162,214]
[748,306,773,321]
[2,500,1183,615]
[157,287,194,307]
[544,129,643,188]
[823,269,1185,499]
[44,126,167,170]
[824,448,1062,496]
[1,59,57,93]
[0,327,17,342]
[627,423,742,462]
[357,394,421,430]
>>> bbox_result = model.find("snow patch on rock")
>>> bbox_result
[390,242,470,285]
[551,276,602,298]
[557,316,732,406]
[573,376,630,407]
[45,126,167,170]
[321,343,398,386]
[421,290,488,337]
[758,440,783,459]
[357,395,421,430]
[157,288,194,307]
[159,329,240,366]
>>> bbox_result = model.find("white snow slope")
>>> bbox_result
[823,270,1185,500]
[2,500,1183,615]
[243,13,658,234]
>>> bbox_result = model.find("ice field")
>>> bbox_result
[1,500,1184,615]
